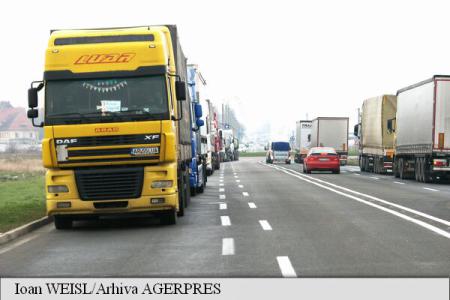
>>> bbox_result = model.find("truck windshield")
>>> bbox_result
[272,142,291,151]
[45,75,169,125]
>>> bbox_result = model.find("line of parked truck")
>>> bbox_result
[26,25,240,228]
[355,75,450,182]
[288,75,450,183]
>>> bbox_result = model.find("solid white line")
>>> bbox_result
[243,192,249,197]
[219,194,226,200]
[219,188,225,192]
[277,256,297,277]
[219,203,227,210]
[394,181,405,185]
[263,163,450,238]
[222,238,235,255]
[236,180,241,183]
[370,176,379,180]
[259,220,272,230]
[221,216,231,226]
[423,187,439,192]
[219,183,224,186]
[0,235,39,255]
[248,202,257,208]
[275,164,450,227]
[238,185,244,188]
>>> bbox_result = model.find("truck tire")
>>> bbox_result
[177,172,185,217]
[399,158,405,180]
[423,158,433,183]
[185,171,191,208]
[415,158,420,181]
[197,183,204,193]
[160,209,176,225]
[54,216,72,230]
[190,186,197,197]
[393,159,400,178]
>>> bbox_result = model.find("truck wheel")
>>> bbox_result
[185,171,191,208]
[190,186,197,197]
[197,183,204,193]
[423,158,433,183]
[399,159,405,179]
[393,159,400,178]
[160,209,176,225]
[177,172,185,217]
[54,216,72,230]
[414,158,420,181]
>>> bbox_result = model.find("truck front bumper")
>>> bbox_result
[47,193,178,216]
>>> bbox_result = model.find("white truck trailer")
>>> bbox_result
[392,75,450,182]
[310,117,349,165]
[356,95,397,174]
[294,120,312,163]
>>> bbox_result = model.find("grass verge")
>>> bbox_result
[0,172,46,233]
[239,152,266,157]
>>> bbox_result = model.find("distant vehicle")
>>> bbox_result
[310,117,349,165]
[303,147,340,174]
[391,75,450,182]
[294,120,312,163]
[266,141,291,164]
[354,95,397,174]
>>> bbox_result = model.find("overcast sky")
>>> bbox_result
[2,0,450,140]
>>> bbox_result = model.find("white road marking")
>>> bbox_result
[248,202,257,208]
[219,183,224,186]
[276,256,297,277]
[394,181,405,185]
[222,238,235,255]
[236,180,241,183]
[219,179,223,182]
[0,235,39,255]
[243,192,249,197]
[262,163,450,238]
[423,187,439,192]
[219,203,227,210]
[219,188,225,192]
[221,216,231,226]
[370,176,379,180]
[234,175,238,178]
[238,185,244,188]
[259,220,272,230]
[219,194,226,200]
[353,173,361,176]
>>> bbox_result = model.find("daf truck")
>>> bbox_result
[205,99,221,174]
[355,95,397,173]
[391,75,450,182]
[310,117,349,165]
[27,25,193,228]
[294,120,312,163]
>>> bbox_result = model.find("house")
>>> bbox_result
[0,102,40,151]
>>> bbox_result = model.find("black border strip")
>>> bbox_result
[44,65,167,80]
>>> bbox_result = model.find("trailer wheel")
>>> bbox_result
[177,172,186,217]
[399,159,405,180]
[423,158,433,183]
[393,159,400,178]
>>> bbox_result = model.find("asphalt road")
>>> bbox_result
[0,157,449,277]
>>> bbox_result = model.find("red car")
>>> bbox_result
[303,147,340,174]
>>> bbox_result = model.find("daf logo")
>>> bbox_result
[55,139,78,145]
[145,135,159,141]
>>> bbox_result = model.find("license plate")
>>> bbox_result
[130,147,159,156]
[319,158,329,161]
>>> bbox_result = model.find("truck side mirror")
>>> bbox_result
[175,81,186,101]
[196,119,204,127]
[353,124,359,137]
[194,103,203,118]
[307,134,311,142]
[27,109,38,119]
[28,88,39,108]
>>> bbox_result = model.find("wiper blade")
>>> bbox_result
[46,112,89,124]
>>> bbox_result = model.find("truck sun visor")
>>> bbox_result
[54,34,155,46]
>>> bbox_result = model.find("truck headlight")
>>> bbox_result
[48,185,69,193]
[151,180,173,188]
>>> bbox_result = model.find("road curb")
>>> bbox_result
[0,216,52,246]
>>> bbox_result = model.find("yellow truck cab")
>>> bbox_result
[27,25,193,229]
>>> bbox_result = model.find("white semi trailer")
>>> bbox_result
[310,117,349,165]
[294,120,312,163]
[392,75,450,182]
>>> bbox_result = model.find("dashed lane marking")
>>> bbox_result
[219,194,226,200]
[394,181,405,185]
[248,202,257,208]
[222,238,235,255]
[221,216,231,226]
[219,203,227,210]
[277,256,297,277]
[243,192,249,197]
[259,220,272,230]
[423,187,439,192]
[238,185,244,188]
[219,188,225,192]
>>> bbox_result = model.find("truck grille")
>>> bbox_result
[56,134,161,147]
[75,167,144,201]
